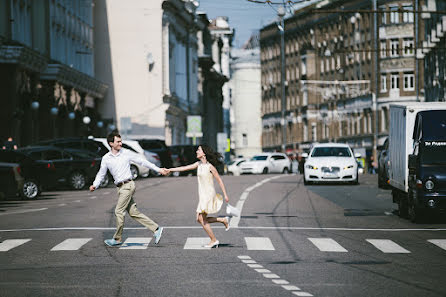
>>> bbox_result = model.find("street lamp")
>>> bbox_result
[50,107,58,138]
[278,5,287,153]
[31,101,39,143]
[68,112,76,120]
[83,116,91,125]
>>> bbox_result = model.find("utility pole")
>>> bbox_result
[278,5,287,153]
[373,0,379,170]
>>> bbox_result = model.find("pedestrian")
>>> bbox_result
[167,144,230,248]
[89,131,169,247]
[2,137,17,150]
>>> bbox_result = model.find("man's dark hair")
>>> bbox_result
[107,130,121,145]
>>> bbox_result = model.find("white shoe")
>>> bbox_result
[204,240,219,248]
[224,216,230,231]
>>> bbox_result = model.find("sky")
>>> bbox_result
[197,0,320,48]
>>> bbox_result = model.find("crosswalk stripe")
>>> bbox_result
[119,237,152,249]
[245,237,275,250]
[183,237,211,250]
[366,239,410,253]
[427,239,446,251]
[51,238,92,251]
[308,238,348,252]
[0,239,31,252]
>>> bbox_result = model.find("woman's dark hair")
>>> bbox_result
[200,144,223,167]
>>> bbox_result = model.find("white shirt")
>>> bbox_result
[92,149,161,188]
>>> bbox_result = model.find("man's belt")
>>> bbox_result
[116,179,132,187]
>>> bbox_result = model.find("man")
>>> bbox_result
[90,131,169,247]
[2,137,17,150]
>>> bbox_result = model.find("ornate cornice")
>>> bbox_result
[0,45,48,73]
[40,64,108,98]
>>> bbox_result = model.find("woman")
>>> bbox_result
[167,145,230,248]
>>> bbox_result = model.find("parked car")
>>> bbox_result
[225,158,248,176]
[17,146,99,190]
[303,143,360,185]
[169,145,197,176]
[0,150,49,199]
[0,162,24,199]
[239,153,291,174]
[378,137,390,188]
[94,138,152,179]
[37,137,109,156]
[137,139,173,168]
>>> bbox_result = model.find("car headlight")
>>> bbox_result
[343,165,354,170]
[306,165,318,170]
[425,180,435,190]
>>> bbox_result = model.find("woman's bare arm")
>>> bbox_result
[210,164,229,203]
[168,162,199,172]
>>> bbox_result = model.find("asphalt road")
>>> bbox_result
[0,174,445,297]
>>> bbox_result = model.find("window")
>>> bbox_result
[403,6,414,23]
[391,73,399,89]
[380,7,387,24]
[390,6,399,24]
[320,59,324,72]
[311,123,317,141]
[380,40,387,58]
[404,73,415,90]
[390,39,399,57]
[381,74,387,92]
[403,38,414,56]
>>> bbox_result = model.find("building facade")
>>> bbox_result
[0,0,108,146]
[260,0,425,158]
[422,0,446,102]
[230,46,262,158]
[94,0,201,145]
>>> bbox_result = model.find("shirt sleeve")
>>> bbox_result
[92,157,108,188]
[127,152,161,173]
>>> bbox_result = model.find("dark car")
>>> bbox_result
[137,139,173,168]
[169,145,197,176]
[0,162,24,199]
[37,137,109,157]
[0,150,52,199]
[378,137,390,188]
[18,146,99,190]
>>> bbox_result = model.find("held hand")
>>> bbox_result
[224,195,229,203]
[89,185,96,192]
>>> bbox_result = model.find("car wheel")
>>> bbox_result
[130,165,139,179]
[353,172,359,185]
[70,172,86,190]
[21,180,40,199]
[408,190,423,223]
[282,167,289,174]
[262,167,268,174]
[227,172,234,176]
[303,172,310,185]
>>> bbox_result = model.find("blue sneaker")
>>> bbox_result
[154,227,164,244]
[104,239,122,247]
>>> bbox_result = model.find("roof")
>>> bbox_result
[311,142,351,148]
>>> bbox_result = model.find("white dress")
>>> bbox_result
[196,162,223,214]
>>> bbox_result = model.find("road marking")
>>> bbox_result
[103,192,110,195]
[90,196,97,199]
[273,279,289,285]
[183,237,212,250]
[308,238,348,252]
[58,204,66,207]
[74,200,81,203]
[248,264,263,268]
[428,239,446,251]
[119,237,152,249]
[263,273,280,279]
[0,208,48,216]
[230,175,283,228]
[283,285,301,291]
[51,238,92,251]
[292,292,313,296]
[245,237,275,250]
[366,239,411,253]
[238,255,251,259]
[0,239,31,251]
[242,259,257,264]
[255,269,271,273]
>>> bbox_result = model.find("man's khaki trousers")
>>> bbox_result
[113,181,158,241]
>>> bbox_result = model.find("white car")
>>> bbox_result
[240,153,291,174]
[225,158,248,176]
[303,143,360,185]
[94,138,154,179]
